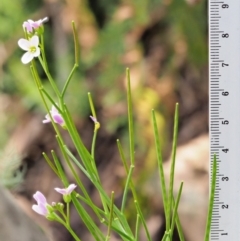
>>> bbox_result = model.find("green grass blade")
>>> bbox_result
[72,195,105,241]
[152,109,168,223]
[170,182,183,239]
[106,191,115,241]
[72,21,79,65]
[117,139,138,202]
[88,92,97,118]
[126,68,135,166]
[167,103,179,230]
[51,149,68,186]
[42,152,60,179]
[172,198,186,241]
[134,200,152,241]
[204,154,217,241]
[121,164,135,212]
[66,146,134,239]
[134,214,140,241]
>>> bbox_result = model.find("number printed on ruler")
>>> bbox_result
[209,0,240,240]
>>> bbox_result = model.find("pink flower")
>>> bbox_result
[43,105,65,126]
[18,36,40,64]
[23,17,48,33]
[55,184,77,195]
[32,191,48,216]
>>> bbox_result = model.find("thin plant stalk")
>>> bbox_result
[61,21,79,97]
[126,68,135,166]
[172,198,186,241]
[117,140,138,201]
[121,164,135,212]
[106,191,115,241]
[134,214,140,241]
[134,200,152,241]
[167,103,179,230]
[152,109,168,223]
[169,182,183,240]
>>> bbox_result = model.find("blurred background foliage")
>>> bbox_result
[0,0,208,232]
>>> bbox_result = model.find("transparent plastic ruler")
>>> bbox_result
[209,0,240,240]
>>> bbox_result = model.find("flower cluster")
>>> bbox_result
[32,184,76,217]
[18,18,48,64]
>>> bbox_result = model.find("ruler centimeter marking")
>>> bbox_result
[209,0,240,240]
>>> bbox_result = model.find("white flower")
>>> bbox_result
[18,36,40,64]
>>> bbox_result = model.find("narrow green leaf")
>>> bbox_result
[106,191,115,241]
[117,140,138,201]
[167,103,179,230]
[126,68,135,166]
[51,149,68,186]
[134,200,152,241]
[88,92,97,118]
[72,195,105,241]
[42,152,60,178]
[152,109,168,224]
[134,214,140,241]
[72,21,80,65]
[170,182,183,239]
[121,164,134,212]
[172,198,186,241]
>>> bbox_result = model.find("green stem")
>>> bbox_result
[134,200,152,241]
[91,130,98,163]
[67,202,70,225]
[121,164,134,213]
[106,192,115,241]
[88,92,97,118]
[72,21,80,65]
[61,63,78,97]
[169,182,183,239]
[40,34,50,74]
[42,152,60,178]
[134,214,140,241]
[38,56,61,97]
[30,65,62,140]
[64,223,82,241]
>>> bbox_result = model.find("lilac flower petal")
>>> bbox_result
[32,203,48,216]
[53,114,64,125]
[18,38,30,51]
[32,191,49,217]
[21,52,34,64]
[42,114,51,124]
[55,184,77,195]
[66,184,77,194]
[23,21,33,32]
[33,191,47,204]
[54,188,66,195]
